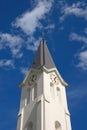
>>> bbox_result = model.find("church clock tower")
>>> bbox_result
[17,39,72,130]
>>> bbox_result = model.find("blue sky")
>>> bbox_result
[0,0,87,130]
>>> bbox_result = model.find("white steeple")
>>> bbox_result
[16,38,72,130]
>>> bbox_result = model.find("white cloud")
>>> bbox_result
[0,0,54,61]
[0,0,54,71]
[70,32,87,70]
[13,0,53,35]
[59,2,87,22]
[0,59,14,68]
[76,50,87,70]
[45,24,55,30]
[20,67,29,75]
[0,33,23,58]
[26,37,40,51]
[84,28,87,34]
[70,33,87,44]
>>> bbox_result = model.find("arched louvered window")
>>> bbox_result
[56,87,60,96]
[50,82,55,99]
[27,88,30,104]
[34,84,37,99]
[32,83,37,100]
[56,87,61,102]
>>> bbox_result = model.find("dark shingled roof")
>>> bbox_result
[31,38,56,69]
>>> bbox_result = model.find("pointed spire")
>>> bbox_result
[31,38,55,69]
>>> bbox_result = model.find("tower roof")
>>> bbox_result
[31,38,56,69]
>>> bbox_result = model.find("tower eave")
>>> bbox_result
[20,66,68,88]
[19,68,43,88]
[41,66,68,87]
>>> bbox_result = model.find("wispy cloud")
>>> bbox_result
[0,33,23,58]
[67,86,87,107]
[0,59,14,68]
[60,1,87,71]
[59,2,87,22]
[0,0,54,71]
[20,67,29,75]
[84,28,87,34]
[70,32,87,70]
[70,33,87,44]
[68,88,87,100]
[45,24,55,30]
[12,0,53,35]
[26,37,40,51]
[76,50,87,70]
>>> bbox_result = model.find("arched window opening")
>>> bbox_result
[56,87,60,96]
[32,83,37,100]
[56,87,61,102]
[50,82,55,99]
[34,84,37,100]
[55,121,61,130]
[27,121,33,130]
[27,88,30,104]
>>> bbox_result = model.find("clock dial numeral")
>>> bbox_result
[50,73,59,85]
[28,72,37,85]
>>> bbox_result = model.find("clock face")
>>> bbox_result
[28,72,37,85]
[50,73,59,85]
